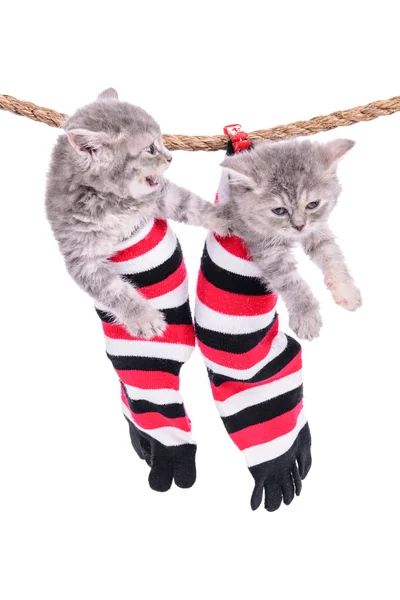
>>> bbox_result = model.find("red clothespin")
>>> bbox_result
[223,124,251,153]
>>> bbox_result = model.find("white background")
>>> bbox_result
[1,2,399,598]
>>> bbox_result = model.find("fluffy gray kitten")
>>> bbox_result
[46,88,229,339]
[220,138,362,340]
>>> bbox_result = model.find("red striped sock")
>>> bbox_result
[195,177,312,512]
[97,219,197,492]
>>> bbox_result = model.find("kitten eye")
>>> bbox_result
[145,143,156,155]
[272,207,288,216]
[306,200,320,210]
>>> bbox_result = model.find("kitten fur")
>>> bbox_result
[45,89,229,338]
[220,138,362,340]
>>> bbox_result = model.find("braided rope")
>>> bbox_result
[1,93,400,151]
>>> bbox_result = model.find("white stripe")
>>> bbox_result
[216,370,303,417]
[95,282,189,322]
[113,219,155,251]
[122,403,194,446]
[105,337,194,362]
[204,331,288,380]
[95,279,189,316]
[114,225,177,274]
[206,234,263,278]
[243,409,308,467]
[149,279,189,309]
[195,297,275,334]
[124,385,184,405]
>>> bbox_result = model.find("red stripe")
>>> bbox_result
[116,369,179,390]
[211,352,302,401]
[231,401,303,450]
[121,386,190,432]
[131,411,191,432]
[139,261,187,300]
[103,322,195,346]
[197,271,277,316]
[197,319,279,370]
[214,234,252,260]
[109,219,167,263]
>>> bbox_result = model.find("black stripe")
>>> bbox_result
[96,300,193,326]
[195,313,277,354]
[126,398,186,419]
[222,385,303,434]
[162,301,193,325]
[122,243,182,288]
[226,140,236,156]
[201,245,273,296]
[208,335,301,386]
[122,384,185,419]
[107,354,182,375]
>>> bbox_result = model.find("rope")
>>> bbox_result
[1,93,400,152]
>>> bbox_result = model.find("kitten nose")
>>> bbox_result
[166,155,172,163]
[293,224,305,231]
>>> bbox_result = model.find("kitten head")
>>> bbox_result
[63,88,172,198]
[221,138,355,240]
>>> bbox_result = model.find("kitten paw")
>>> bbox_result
[326,279,362,312]
[212,206,232,237]
[213,219,232,237]
[125,306,167,339]
[290,308,322,341]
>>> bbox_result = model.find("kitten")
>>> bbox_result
[45,88,229,338]
[219,138,362,340]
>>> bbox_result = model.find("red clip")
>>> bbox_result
[223,124,251,153]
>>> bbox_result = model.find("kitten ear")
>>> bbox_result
[220,157,256,189]
[97,88,119,101]
[67,128,113,154]
[324,139,355,166]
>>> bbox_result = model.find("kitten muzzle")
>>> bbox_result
[146,176,159,187]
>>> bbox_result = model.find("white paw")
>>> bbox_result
[326,279,362,312]
[290,308,323,341]
[212,207,232,237]
[125,306,167,339]
[213,219,232,237]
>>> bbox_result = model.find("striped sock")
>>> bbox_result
[96,218,197,492]
[195,199,312,512]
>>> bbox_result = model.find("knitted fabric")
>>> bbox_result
[195,163,312,511]
[96,218,197,491]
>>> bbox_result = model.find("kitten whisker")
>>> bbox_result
[314,227,333,243]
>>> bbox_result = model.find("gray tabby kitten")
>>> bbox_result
[220,138,362,340]
[46,89,229,338]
